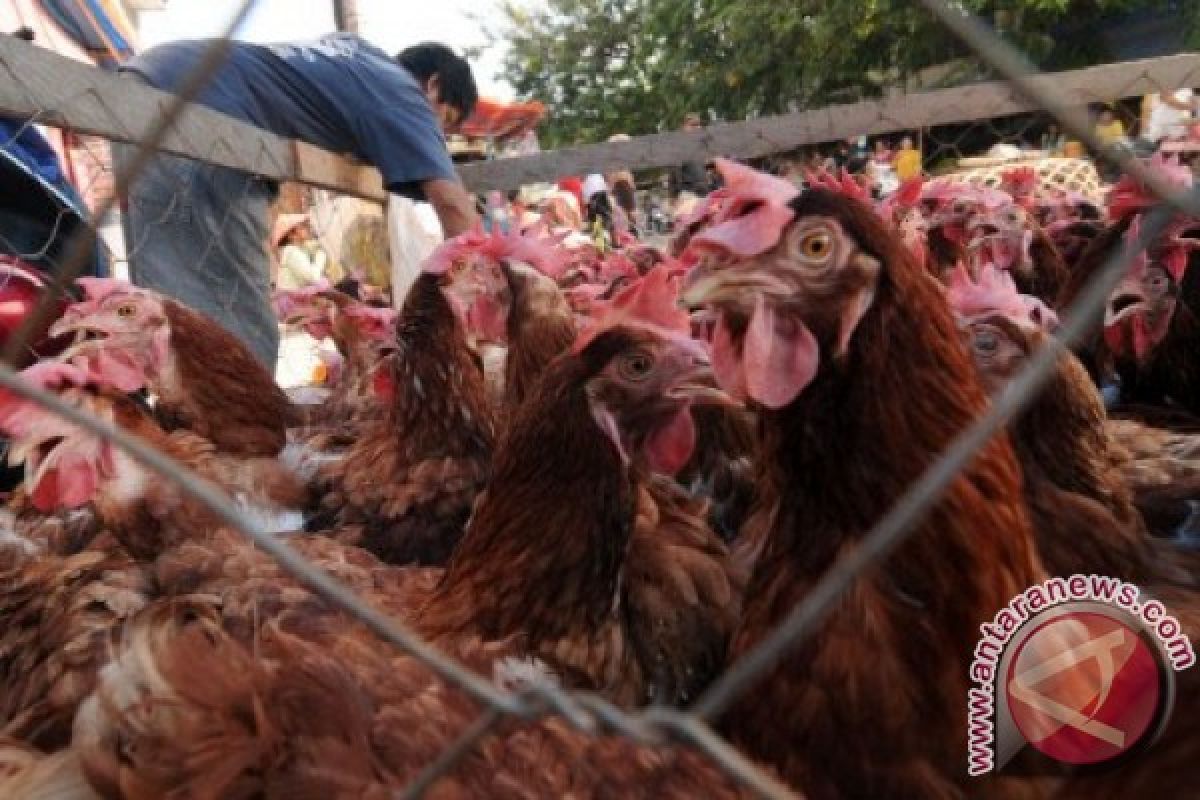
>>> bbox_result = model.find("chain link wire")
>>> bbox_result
[0,2,1195,797]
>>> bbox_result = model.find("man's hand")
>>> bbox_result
[423,178,479,238]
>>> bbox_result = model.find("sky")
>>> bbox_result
[136,0,516,99]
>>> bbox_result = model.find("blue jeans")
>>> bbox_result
[121,148,279,367]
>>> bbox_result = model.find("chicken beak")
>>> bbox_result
[47,314,82,340]
[1104,281,1148,327]
[673,380,739,408]
[668,356,739,408]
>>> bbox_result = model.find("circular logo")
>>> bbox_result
[1005,611,1165,765]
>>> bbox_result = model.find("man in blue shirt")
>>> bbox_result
[121,36,479,366]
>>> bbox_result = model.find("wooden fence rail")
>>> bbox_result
[1,36,1197,198]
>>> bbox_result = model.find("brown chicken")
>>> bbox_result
[274,284,398,436]
[682,160,1046,799]
[498,260,577,413]
[60,597,761,800]
[948,264,1199,583]
[306,262,498,566]
[1058,159,1200,416]
[0,362,417,747]
[49,277,296,457]
[1,276,762,799]
[420,266,741,706]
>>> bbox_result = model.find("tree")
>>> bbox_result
[486,0,1186,148]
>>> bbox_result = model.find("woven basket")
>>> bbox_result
[941,156,1103,201]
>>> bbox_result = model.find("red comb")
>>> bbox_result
[1000,167,1038,196]
[946,262,1038,324]
[423,227,570,279]
[573,264,691,353]
[0,362,92,437]
[685,159,799,259]
[75,277,136,303]
[880,176,925,219]
[1108,153,1194,222]
[271,279,333,318]
[805,168,871,205]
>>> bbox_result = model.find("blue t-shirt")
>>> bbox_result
[125,33,458,200]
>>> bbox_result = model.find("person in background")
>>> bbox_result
[1139,86,1197,154]
[893,136,922,180]
[274,215,327,290]
[605,133,640,239]
[669,112,712,199]
[867,139,898,198]
[1094,107,1127,147]
[846,136,870,175]
[556,176,585,213]
[1039,123,1066,155]
[121,37,479,367]
[871,138,893,165]
[1093,107,1129,182]
[831,140,852,171]
[582,173,614,251]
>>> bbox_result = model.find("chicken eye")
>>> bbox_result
[1145,270,1169,293]
[800,231,833,261]
[115,303,136,318]
[618,349,655,381]
[972,328,999,357]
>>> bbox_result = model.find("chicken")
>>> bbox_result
[497,261,576,412]
[49,278,297,458]
[419,264,741,706]
[274,284,398,436]
[66,598,759,800]
[948,262,1198,582]
[1058,156,1200,415]
[1099,215,1200,415]
[0,362,439,756]
[682,159,1046,799]
[305,248,498,567]
[1,279,761,799]
[0,541,149,751]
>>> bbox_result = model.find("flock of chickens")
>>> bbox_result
[0,154,1197,799]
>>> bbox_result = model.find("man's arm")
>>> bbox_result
[422,178,479,238]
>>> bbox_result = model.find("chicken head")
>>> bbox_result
[575,265,732,476]
[48,282,169,392]
[1103,216,1189,365]
[0,362,122,511]
[682,161,882,409]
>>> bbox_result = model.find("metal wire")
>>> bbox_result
[0,3,1194,798]
[689,196,1188,721]
[0,362,520,715]
[0,0,263,366]
[917,0,1200,217]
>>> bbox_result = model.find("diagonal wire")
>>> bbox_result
[398,707,506,800]
[916,0,1200,217]
[0,361,522,716]
[0,0,262,367]
[689,193,1193,722]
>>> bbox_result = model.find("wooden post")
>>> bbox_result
[333,0,360,34]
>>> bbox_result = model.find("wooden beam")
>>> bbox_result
[457,53,1200,192]
[0,36,386,202]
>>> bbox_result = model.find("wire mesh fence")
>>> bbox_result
[0,0,1196,797]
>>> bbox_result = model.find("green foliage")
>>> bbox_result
[485,0,1176,148]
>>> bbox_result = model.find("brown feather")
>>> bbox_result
[719,189,1046,799]
[159,299,296,457]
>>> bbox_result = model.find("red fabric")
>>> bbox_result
[557,177,584,212]
[459,98,546,140]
